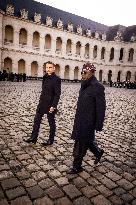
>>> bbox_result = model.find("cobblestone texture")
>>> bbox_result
[0,81,136,205]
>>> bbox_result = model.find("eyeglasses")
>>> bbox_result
[81,71,87,75]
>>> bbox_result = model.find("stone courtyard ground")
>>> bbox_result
[0,81,136,205]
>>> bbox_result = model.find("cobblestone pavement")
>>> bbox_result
[0,81,136,205]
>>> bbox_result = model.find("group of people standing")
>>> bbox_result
[109,80,136,89]
[24,61,106,174]
[0,70,27,82]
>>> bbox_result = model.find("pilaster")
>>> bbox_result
[26,61,31,76]
[14,28,19,49]
[40,34,45,54]
[69,68,74,80]
[12,59,18,73]
[37,62,44,77]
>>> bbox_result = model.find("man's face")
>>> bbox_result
[81,70,93,80]
[46,63,55,75]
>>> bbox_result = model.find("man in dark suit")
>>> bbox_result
[68,62,106,174]
[24,61,61,145]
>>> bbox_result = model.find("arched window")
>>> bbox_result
[93,45,97,58]
[101,47,105,60]
[31,61,38,76]
[117,71,121,82]
[4,57,12,72]
[32,31,40,48]
[128,48,134,62]
[66,39,72,54]
[99,70,103,82]
[55,64,60,76]
[4,25,13,43]
[85,43,89,58]
[108,70,112,82]
[110,47,114,61]
[19,28,27,45]
[126,71,131,81]
[76,41,81,55]
[119,48,124,61]
[18,59,25,74]
[45,34,51,50]
[64,65,69,79]
[74,66,79,79]
[56,37,62,52]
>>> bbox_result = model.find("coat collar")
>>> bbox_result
[81,75,97,90]
[44,72,55,78]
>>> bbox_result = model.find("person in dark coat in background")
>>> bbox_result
[68,62,106,174]
[24,61,61,145]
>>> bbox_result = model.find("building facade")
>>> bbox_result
[0,1,136,82]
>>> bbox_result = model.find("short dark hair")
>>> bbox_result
[45,61,55,67]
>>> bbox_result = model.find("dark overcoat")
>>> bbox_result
[37,73,61,114]
[71,75,106,141]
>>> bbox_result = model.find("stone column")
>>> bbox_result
[69,68,74,80]
[102,70,108,82]
[61,40,66,57]
[120,71,126,82]
[80,44,85,59]
[38,62,44,77]
[26,61,31,76]
[123,49,128,64]
[133,51,136,63]
[105,49,110,64]
[12,59,18,73]
[114,48,120,64]
[112,72,118,82]
[40,34,45,55]
[89,46,94,61]
[51,36,56,56]
[27,31,33,50]
[71,41,76,56]
[59,65,65,79]
[14,29,19,49]
[96,47,101,62]
[132,75,135,82]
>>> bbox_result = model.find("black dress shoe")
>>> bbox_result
[94,149,104,164]
[23,138,36,144]
[67,167,83,174]
[41,140,53,146]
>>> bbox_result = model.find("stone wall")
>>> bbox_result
[0,11,136,82]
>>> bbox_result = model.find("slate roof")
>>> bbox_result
[106,25,126,41]
[0,0,136,42]
[123,25,136,42]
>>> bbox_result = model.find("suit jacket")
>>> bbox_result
[71,75,106,141]
[37,73,61,114]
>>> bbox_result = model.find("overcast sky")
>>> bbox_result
[36,0,136,27]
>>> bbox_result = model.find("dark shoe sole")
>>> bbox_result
[41,142,53,146]
[23,139,37,144]
[67,167,83,174]
[94,149,104,164]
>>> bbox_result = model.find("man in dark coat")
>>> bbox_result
[68,62,106,174]
[24,61,61,145]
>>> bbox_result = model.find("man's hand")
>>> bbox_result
[49,107,55,113]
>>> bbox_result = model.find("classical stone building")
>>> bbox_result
[0,0,136,82]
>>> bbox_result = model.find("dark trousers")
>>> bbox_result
[73,131,101,169]
[31,111,56,142]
